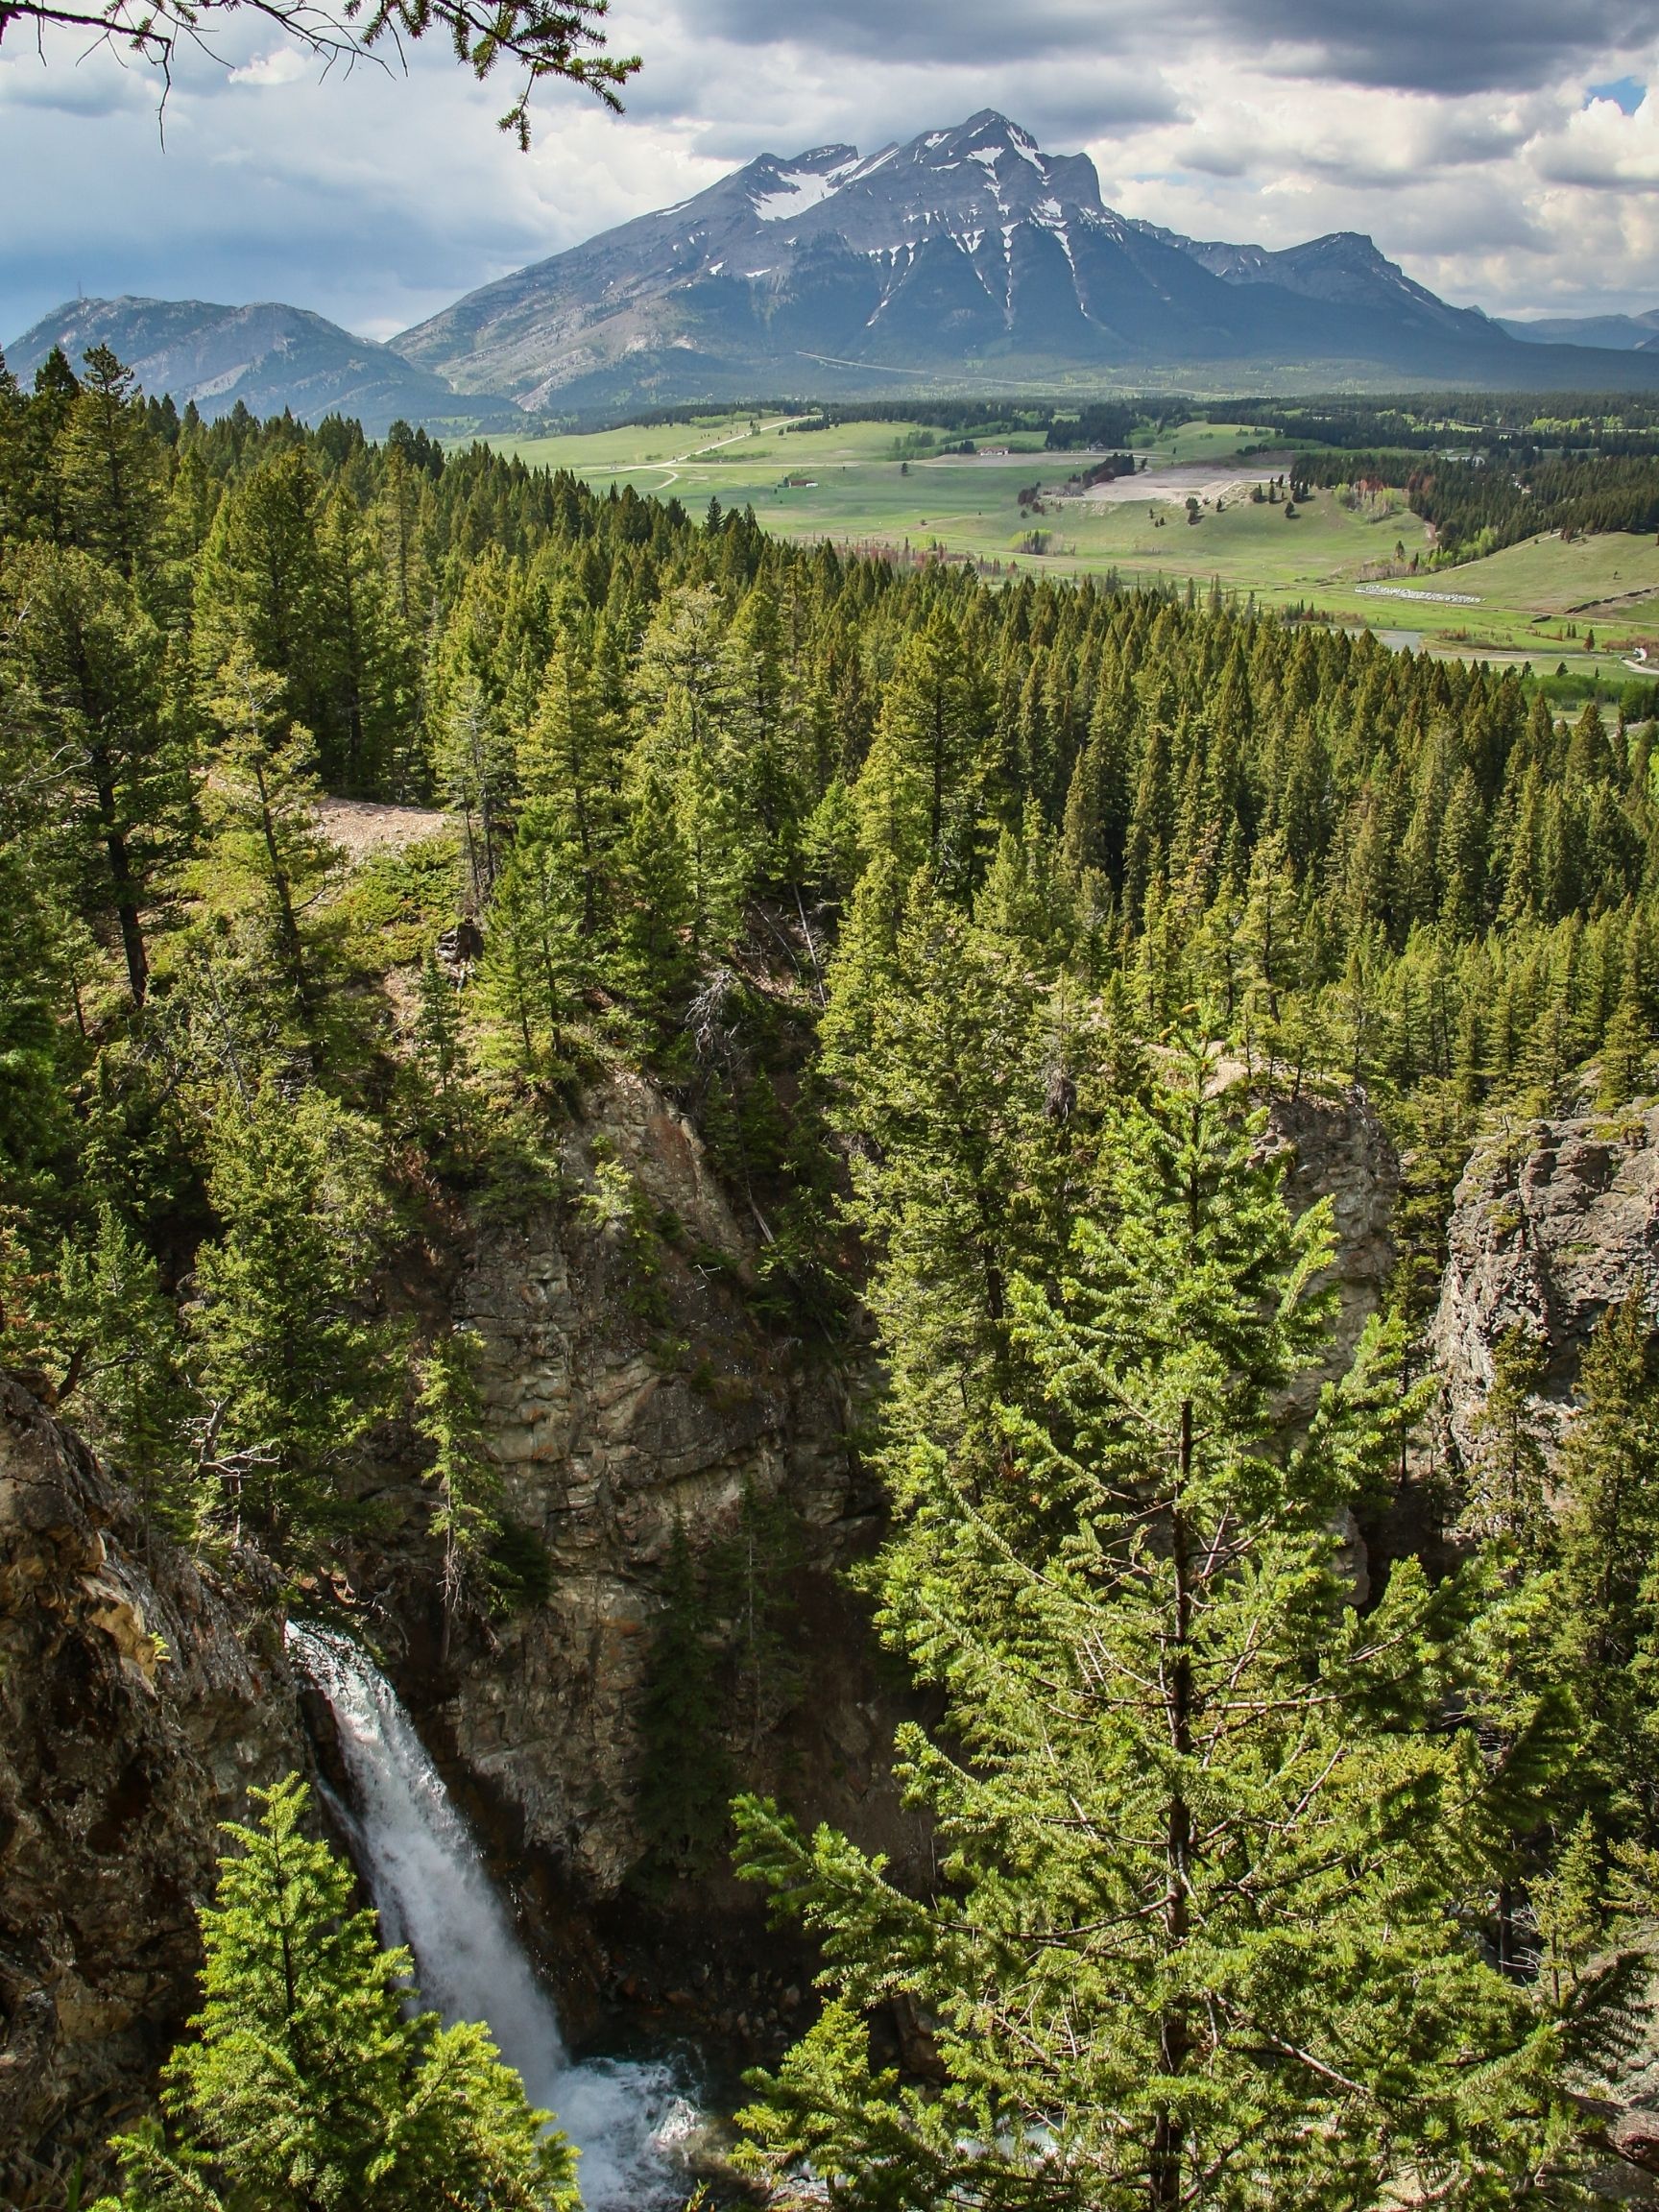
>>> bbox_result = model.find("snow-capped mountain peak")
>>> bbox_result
[392,111,1561,411]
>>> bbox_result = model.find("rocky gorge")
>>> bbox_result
[3,1071,1656,2201]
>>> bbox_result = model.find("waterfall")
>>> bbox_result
[285,1621,696,2211]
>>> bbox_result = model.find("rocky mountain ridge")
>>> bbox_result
[1499,308,1659,352]
[394,108,1659,410]
[3,297,517,438]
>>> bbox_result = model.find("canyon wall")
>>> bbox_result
[1431,1102,1659,1457]
[0,1377,305,2205]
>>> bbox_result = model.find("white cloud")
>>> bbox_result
[5,0,1659,348]
[0,42,157,118]
[228,48,310,87]
[1533,88,1659,188]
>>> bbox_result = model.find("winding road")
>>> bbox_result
[592,417,799,491]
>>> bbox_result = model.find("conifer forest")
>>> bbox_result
[3,346,1659,2211]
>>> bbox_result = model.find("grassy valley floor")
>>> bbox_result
[486,412,1659,693]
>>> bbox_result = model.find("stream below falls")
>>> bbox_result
[285,1621,701,2210]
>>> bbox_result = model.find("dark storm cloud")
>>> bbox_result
[693,0,1128,65]
[699,0,1653,96]
[1241,0,1655,95]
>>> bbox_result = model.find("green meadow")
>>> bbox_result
[485,413,1659,686]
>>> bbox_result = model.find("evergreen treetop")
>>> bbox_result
[93,1773,578,2212]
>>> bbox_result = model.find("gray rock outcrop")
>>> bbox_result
[399,1070,906,1914]
[1431,1103,1659,1459]
[1262,1088,1402,1416]
[0,1377,305,2204]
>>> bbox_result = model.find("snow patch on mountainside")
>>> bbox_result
[752,156,864,222]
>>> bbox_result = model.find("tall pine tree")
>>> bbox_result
[735,1035,1577,2211]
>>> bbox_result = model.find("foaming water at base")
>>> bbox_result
[286,1620,692,2210]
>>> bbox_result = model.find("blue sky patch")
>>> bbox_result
[1587,76,1646,113]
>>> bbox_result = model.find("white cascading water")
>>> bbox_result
[285,1621,698,2211]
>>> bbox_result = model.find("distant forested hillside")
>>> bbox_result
[1289,445,1659,556]
[1236,393,1659,556]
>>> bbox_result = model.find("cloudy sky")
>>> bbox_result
[5,0,1659,346]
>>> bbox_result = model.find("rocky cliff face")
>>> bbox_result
[413,1071,915,1948]
[1262,1088,1402,1414]
[1431,1103,1659,1458]
[1259,1089,1402,1602]
[0,1378,305,2205]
